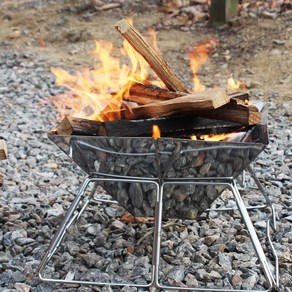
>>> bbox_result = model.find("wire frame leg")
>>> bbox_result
[154,181,278,292]
[37,176,92,277]
[230,181,278,290]
[37,176,160,289]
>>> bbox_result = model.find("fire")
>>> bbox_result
[49,20,247,125]
[227,78,246,91]
[199,132,236,141]
[190,126,246,142]
[51,22,163,122]
[190,132,237,142]
[152,125,161,139]
[187,39,218,93]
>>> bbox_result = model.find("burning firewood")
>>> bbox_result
[124,87,231,119]
[123,82,186,104]
[49,114,244,138]
[121,82,250,106]
[115,19,188,93]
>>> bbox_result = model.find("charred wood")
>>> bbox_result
[50,115,243,138]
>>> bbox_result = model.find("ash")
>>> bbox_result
[0,50,291,292]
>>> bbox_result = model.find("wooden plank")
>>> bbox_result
[115,19,188,93]
[0,140,7,160]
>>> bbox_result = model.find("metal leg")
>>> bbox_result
[153,181,277,292]
[153,183,164,288]
[230,181,278,290]
[38,176,92,276]
[246,165,277,231]
[38,176,159,289]
[38,176,278,291]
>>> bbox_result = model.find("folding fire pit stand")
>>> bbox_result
[37,133,279,291]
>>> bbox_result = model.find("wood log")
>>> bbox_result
[123,88,231,119]
[49,116,107,136]
[122,83,248,106]
[0,140,7,160]
[115,19,188,93]
[124,82,185,104]
[196,102,261,125]
[49,115,243,138]
[111,80,249,106]
[0,174,3,187]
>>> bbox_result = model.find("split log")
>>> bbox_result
[115,19,188,93]
[0,140,7,160]
[49,114,243,138]
[228,91,249,101]
[196,102,262,125]
[124,83,248,105]
[122,88,231,119]
[124,82,185,104]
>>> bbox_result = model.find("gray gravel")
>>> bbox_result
[0,49,291,292]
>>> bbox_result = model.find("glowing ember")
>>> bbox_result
[200,132,236,141]
[152,125,161,139]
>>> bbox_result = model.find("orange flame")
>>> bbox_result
[199,132,236,141]
[227,78,246,91]
[152,125,161,139]
[51,21,163,122]
[188,39,218,93]
[193,126,246,142]
[49,21,246,125]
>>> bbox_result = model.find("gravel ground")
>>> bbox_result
[0,46,291,292]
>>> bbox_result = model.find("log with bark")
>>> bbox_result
[0,140,7,160]
[49,114,244,138]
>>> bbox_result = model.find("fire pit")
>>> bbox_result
[48,119,268,220]
[37,111,279,290]
[38,19,279,291]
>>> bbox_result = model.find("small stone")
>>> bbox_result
[242,274,258,290]
[14,282,31,292]
[199,162,212,176]
[0,251,12,263]
[204,234,220,246]
[209,270,222,280]
[185,273,198,287]
[231,272,243,287]
[79,253,102,268]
